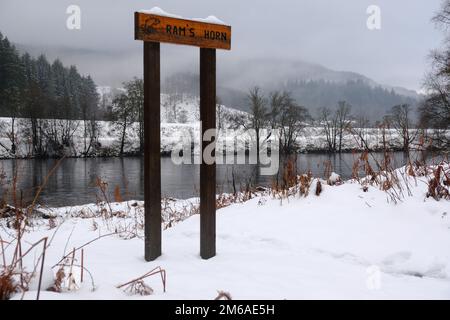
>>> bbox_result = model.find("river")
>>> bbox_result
[0,151,442,207]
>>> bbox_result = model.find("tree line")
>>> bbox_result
[419,0,450,149]
[232,85,448,155]
[0,31,100,156]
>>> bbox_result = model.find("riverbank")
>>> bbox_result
[1,163,449,299]
[2,117,448,160]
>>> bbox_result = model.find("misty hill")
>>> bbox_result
[13,41,421,122]
[164,58,421,122]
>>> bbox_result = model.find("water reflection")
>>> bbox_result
[0,151,444,207]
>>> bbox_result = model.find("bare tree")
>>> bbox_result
[268,91,283,129]
[317,101,353,153]
[351,112,370,149]
[432,0,450,26]
[0,119,9,153]
[112,93,133,156]
[336,101,353,153]
[123,78,144,152]
[231,87,268,162]
[317,106,337,152]
[420,0,450,148]
[269,91,309,153]
[386,104,417,152]
[80,76,100,156]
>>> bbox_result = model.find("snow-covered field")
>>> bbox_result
[1,164,449,300]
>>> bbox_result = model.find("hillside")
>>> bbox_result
[10,41,422,122]
[164,59,421,120]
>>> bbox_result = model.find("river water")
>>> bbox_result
[0,151,443,207]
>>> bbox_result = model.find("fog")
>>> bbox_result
[0,0,443,90]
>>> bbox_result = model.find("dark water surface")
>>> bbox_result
[0,151,443,207]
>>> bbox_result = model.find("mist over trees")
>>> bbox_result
[161,71,418,123]
[280,79,416,121]
[0,31,100,157]
[0,32,100,120]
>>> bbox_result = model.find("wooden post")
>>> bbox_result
[200,48,216,259]
[136,10,230,260]
[144,41,162,261]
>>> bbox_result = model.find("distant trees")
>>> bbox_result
[231,87,310,157]
[163,93,182,123]
[0,32,25,155]
[0,31,100,157]
[352,113,370,149]
[420,0,450,147]
[282,78,416,121]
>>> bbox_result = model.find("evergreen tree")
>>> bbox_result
[0,31,101,157]
[0,33,25,154]
[79,75,100,155]
[123,78,144,152]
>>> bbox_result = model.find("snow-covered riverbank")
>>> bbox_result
[1,163,449,299]
[1,115,441,159]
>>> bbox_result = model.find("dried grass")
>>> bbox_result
[214,290,232,300]
[117,266,166,295]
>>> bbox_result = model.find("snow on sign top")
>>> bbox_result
[135,7,231,50]
[139,7,227,25]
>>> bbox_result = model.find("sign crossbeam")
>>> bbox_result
[135,12,231,50]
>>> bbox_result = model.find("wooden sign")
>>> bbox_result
[136,9,230,261]
[135,12,231,50]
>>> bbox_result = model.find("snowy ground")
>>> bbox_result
[1,164,449,300]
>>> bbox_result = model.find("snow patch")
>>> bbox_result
[328,172,341,185]
[139,7,227,25]
[139,7,182,19]
[192,16,226,25]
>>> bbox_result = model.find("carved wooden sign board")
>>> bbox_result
[134,10,231,262]
[135,12,231,49]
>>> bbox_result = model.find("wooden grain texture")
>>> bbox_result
[135,12,231,50]
[200,48,216,259]
[144,42,162,261]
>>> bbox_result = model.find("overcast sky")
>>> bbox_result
[0,0,444,91]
